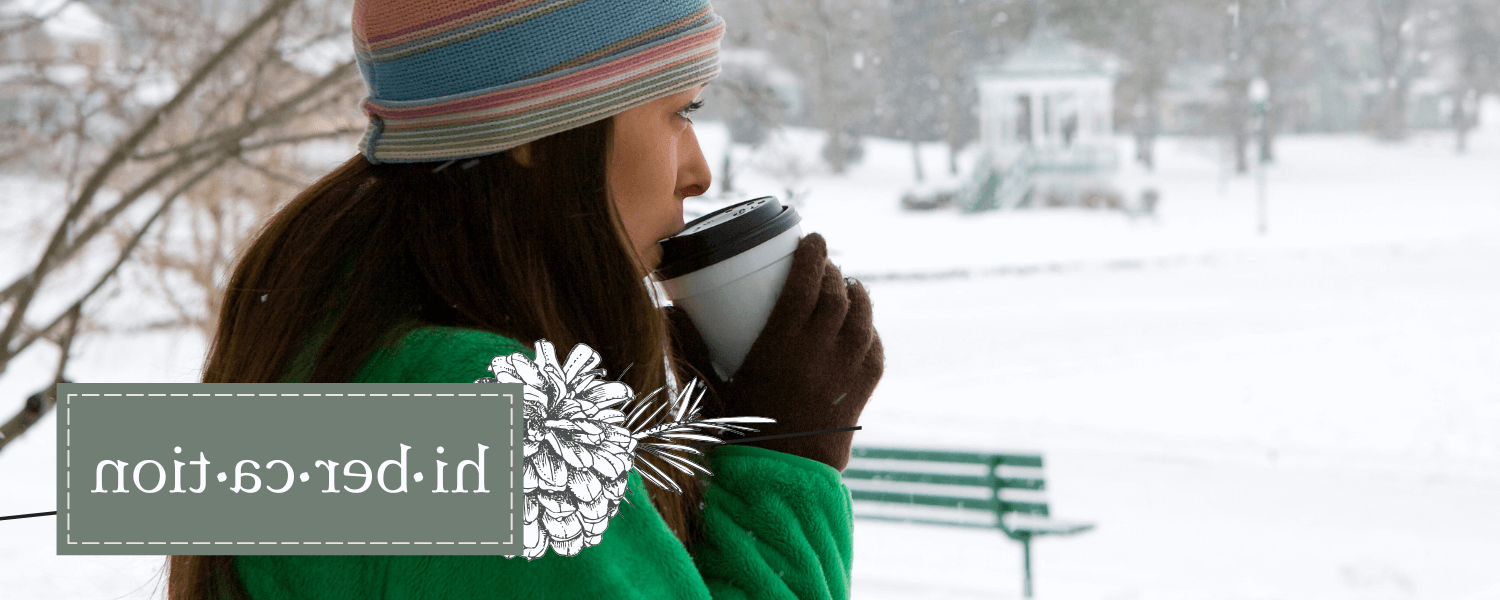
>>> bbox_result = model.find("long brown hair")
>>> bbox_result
[168,117,711,599]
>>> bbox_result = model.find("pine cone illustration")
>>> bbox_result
[480,340,635,559]
[478,339,773,560]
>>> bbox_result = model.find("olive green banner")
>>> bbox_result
[56,382,524,555]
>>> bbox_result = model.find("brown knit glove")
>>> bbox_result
[665,233,884,472]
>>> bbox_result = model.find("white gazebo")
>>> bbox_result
[962,23,1121,211]
[975,25,1118,152]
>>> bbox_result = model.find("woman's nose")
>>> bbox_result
[678,129,712,198]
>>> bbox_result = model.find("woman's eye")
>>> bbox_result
[677,99,704,122]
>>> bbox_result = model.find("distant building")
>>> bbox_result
[961,23,1122,212]
[973,24,1118,153]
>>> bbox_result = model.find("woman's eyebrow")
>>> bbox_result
[678,85,709,109]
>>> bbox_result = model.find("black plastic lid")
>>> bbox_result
[655,196,802,280]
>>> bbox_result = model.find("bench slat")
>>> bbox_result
[851,447,1043,466]
[853,514,997,529]
[842,469,989,487]
[1009,521,1094,536]
[1000,500,1049,516]
[995,455,1044,467]
[850,489,998,511]
[998,477,1045,490]
[842,470,1047,491]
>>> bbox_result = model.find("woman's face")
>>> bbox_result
[607,85,713,273]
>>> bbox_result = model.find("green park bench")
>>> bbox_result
[843,446,1095,598]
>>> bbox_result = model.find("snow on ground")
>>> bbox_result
[700,123,1500,598]
[3,115,1499,599]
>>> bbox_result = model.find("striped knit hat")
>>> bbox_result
[352,0,726,164]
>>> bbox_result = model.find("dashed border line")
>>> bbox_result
[66,391,517,547]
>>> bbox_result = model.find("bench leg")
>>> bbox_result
[1021,533,1034,599]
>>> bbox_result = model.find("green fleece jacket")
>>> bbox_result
[235,325,855,600]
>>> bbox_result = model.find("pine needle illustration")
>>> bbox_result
[476,339,772,560]
[623,377,772,494]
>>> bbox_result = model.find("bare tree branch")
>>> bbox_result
[91,319,200,335]
[1,144,236,319]
[0,0,299,365]
[50,61,359,263]
[129,59,358,163]
[0,304,79,452]
[233,155,308,187]
[143,243,204,335]
[0,59,356,310]
[9,153,233,361]
[239,126,364,152]
[0,0,364,455]
[242,16,292,122]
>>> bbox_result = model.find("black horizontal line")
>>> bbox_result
[686,426,862,449]
[0,511,56,522]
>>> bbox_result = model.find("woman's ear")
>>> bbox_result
[508,143,533,168]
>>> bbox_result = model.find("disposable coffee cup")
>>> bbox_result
[657,196,803,381]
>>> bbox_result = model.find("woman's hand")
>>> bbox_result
[665,233,884,472]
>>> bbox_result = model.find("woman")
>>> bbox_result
[167,0,883,598]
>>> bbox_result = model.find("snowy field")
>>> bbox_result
[3,116,1499,599]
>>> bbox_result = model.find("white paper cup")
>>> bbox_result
[656,197,803,381]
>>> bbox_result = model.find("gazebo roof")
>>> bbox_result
[974,24,1117,80]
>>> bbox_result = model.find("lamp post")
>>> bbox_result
[1248,77,1269,236]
